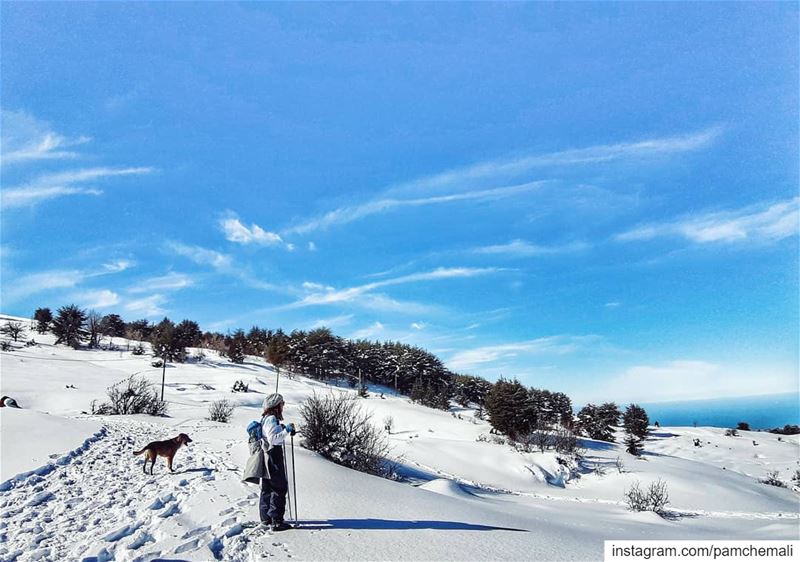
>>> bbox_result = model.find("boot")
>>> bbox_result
[270,520,292,532]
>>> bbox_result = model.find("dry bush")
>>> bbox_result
[208,399,234,423]
[91,375,168,416]
[625,478,670,515]
[761,470,786,488]
[299,392,392,477]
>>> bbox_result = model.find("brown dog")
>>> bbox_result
[133,433,192,474]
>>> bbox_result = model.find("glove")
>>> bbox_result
[285,423,296,436]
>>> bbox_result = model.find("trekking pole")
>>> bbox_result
[291,433,298,526]
[283,448,293,522]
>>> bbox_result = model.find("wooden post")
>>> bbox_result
[161,352,167,401]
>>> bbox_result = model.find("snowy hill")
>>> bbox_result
[1,319,798,561]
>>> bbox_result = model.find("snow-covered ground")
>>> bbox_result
[1,319,798,561]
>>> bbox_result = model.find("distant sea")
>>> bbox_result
[639,392,799,430]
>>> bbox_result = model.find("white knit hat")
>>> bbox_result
[263,393,284,410]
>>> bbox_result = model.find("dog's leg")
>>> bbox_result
[168,455,174,472]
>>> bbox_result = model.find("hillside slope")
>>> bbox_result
[1,326,798,561]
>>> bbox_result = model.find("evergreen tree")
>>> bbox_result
[100,314,127,340]
[33,308,53,334]
[126,319,153,342]
[576,403,616,441]
[623,404,650,439]
[227,329,247,364]
[52,305,89,349]
[624,433,643,456]
[174,319,202,349]
[150,318,186,362]
[268,329,290,390]
[485,378,533,440]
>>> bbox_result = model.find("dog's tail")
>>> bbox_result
[133,447,147,456]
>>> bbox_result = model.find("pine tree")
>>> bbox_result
[485,378,532,440]
[33,308,53,334]
[624,433,643,456]
[227,329,247,364]
[623,404,650,439]
[100,314,126,340]
[52,305,89,349]
[150,318,186,362]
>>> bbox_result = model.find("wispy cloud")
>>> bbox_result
[289,267,505,309]
[308,314,354,330]
[123,294,168,318]
[471,239,589,257]
[166,241,233,270]
[283,181,547,235]
[0,109,91,165]
[2,166,153,209]
[2,261,132,304]
[388,126,723,197]
[350,322,385,340]
[220,215,286,247]
[446,335,601,371]
[593,359,797,403]
[102,260,135,273]
[128,272,194,294]
[72,289,121,309]
[616,197,799,245]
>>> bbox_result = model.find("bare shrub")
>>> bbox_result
[383,415,394,434]
[131,343,146,356]
[299,392,392,477]
[761,470,786,488]
[625,478,670,515]
[615,456,625,474]
[92,375,168,416]
[208,399,234,423]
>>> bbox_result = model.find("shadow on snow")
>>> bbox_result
[299,519,528,532]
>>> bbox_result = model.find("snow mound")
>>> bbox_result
[419,478,476,499]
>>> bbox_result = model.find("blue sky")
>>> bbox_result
[1,3,797,404]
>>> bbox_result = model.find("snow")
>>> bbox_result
[1,321,798,561]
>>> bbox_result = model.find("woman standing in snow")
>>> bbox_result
[258,393,296,531]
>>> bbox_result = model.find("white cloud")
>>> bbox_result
[604,302,621,308]
[72,289,120,309]
[2,270,85,302]
[123,294,168,318]
[290,267,503,309]
[410,322,426,330]
[388,126,723,197]
[2,166,153,209]
[284,181,547,235]
[0,109,91,165]
[166,241,232,270]
[309,314,354,330]
[220,217,285,247]
[471,239,588,257]
[617,197,799,245]
[102,260,135,273]
[446,335,600,371]
[308,241,317,252]
[129,272,193,293]
[594,360,797,403]
[350,322,385,340]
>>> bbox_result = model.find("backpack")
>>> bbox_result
[246,416,265,442]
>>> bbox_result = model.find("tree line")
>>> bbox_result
[23,304,650,452]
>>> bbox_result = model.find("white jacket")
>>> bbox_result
[261,414,291,448]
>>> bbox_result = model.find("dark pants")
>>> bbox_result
[259,446,288,523]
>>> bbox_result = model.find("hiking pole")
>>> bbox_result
[283,448,293,522]
[291,433,298,526]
